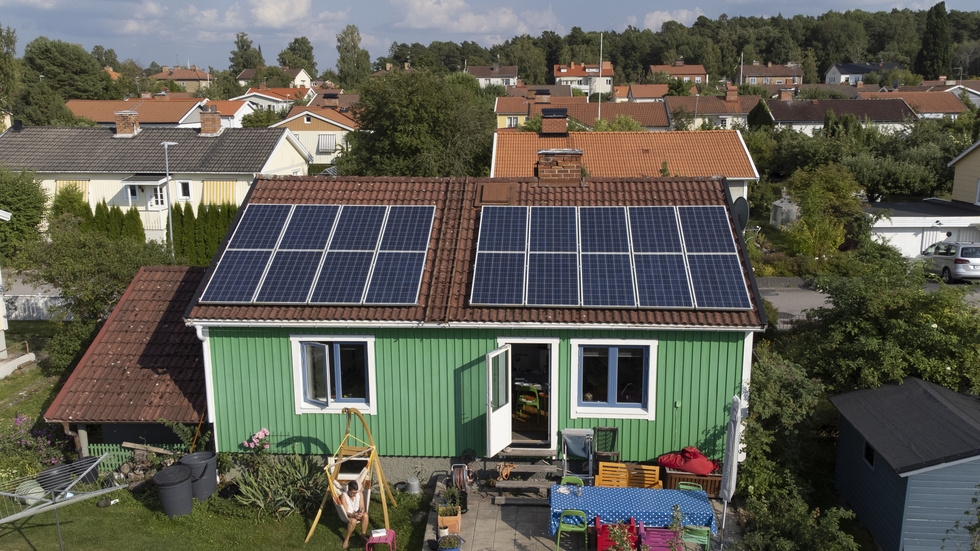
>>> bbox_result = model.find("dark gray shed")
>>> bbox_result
[830,378,980,551]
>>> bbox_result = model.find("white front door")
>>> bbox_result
[486,344,512,458]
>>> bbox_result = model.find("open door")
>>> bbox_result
[486,344,512,457]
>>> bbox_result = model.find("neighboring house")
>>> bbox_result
[649,60,708,84]
[926,80,980,107]
[0,111,312,241]
[507,85,572,98]
[371,62,415,77]
[554,61,615,95]
[203,100,257,128]
[230,87,314,111]
[735,61,803,86]
[236,66,313,88]
[493,95,587,130]
[949,136,980,210]
[45,266,207,449]
[665,87,761,129]
[308,89,359,109]
[758,84,862,99]
[830,378,980,551]
[149,65,212,92]
[67,99,206,128]
[527,102,671,132]
[868,200,980,257]
[491,115,759,200]
[103,66,120,81]
[764,98,917,135]
[627,84,670,102]
[824,62,902,85]
[466,64,518,87]
[272,106,359,165]
[182,174,766,459]
[858,91,968,119]
[612,85,630,102]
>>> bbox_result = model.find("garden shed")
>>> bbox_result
[830,377,980,551]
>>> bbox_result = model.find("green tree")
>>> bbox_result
[122,207,145,242]
[229,32,264,75]
[592,114,644,131]
[747,99,774,130]
[278,36,317,78]
[107,204,125,238]
[0,166,46,260]
[49,184,92,222]
[915,2,953,80]
[500,36,548,85]
[203,69,243,100]
[0,23,16,114]
[22,36,111,100]
[12,80,80,126]
[241,107,287,127]
[91,200,110,234]
[180,202,196,264]
[335,25,371,91]
[90,45,119,70]
[666,78,692,96]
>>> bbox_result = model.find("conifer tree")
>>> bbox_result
[92,200,110,234]
[107,204,125,239]
[122,207,145,242]
[169,204,184,256]
[181,202,196,263]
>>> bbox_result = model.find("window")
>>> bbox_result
[695,77,702,83]
[126,185,138,207]
[506,116,519,128]
[291,335,377,414]
[569,339,657,420]
[683,77,690,82]
[749,77,756,84]
[148,186,166,210]
[775,79,784,85]
[178,181,191,201]
[763,77,770,84]
[503,79,511,86]
[719,118,728,128]
[317,134,337,153]
[305,115,312,124]
[975,179,980,205]
[863,441,876,467]
[606,79,611,85]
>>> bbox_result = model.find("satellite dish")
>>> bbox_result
[732,197,749,232]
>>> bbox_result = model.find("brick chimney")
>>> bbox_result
[527,89,537,100]
[533,89,551,103]
[536,149,584,184]
[114,111,139,137]
[141,91,152,99]
[199,105,222,136]
[161,66,169,72]
[778,88,794,101]
[540,108,568,135]
[855,81,863,89]
[725,85,738,102]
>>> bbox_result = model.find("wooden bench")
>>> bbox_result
[626,464,663,489]
[594,462,630,487]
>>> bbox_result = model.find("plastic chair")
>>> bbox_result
[560,475,584,487]
[561,428,594,482]
[596,515,637,551]
[638,521,678,551]
[518,385,541,421]
[365,528,396,550]
[556,509,587,551]
[626,464,662,489]
[682,525,710,549]
[678,481,703,491]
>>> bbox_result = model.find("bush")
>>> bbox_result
[0,414,75,476]
[234,451,329,520]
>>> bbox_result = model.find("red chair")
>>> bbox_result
[595,515,637,551]
[638,521,679,550]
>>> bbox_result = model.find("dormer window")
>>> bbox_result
[305,116,312,124]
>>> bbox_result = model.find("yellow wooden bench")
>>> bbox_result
[594,461,630,487]
[626,464,663,489]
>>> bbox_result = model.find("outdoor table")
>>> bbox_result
[548,485,717,536]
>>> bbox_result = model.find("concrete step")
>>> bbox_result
[492,479,555,490]
[493,496,549,506]
[498,447,557,457]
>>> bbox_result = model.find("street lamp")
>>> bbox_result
[161,142,177,258]
[0,208,11,360]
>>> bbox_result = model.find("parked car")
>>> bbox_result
[917,242,980,283]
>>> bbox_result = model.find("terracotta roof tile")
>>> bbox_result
[857,91,968,115]
[281,105,359,128]
[628,85,670,99]
[46,267,206,424]
[737,63,804,79]
[465,65,518,78]
[649,64,707,78]
[526,102,670,128]
[495,96,587,114]
[554,61,614,77]
[66,100,202,124]
[507,85,573,98]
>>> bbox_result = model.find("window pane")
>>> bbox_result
[616,347,645,404]
[491,351,508,410]
[305,344,328,403]
[332,343,367,401]
[582,347,609,403]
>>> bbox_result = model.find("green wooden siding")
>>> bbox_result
[207,327,746,460]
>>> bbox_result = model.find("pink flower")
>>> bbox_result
[264,444,269,449]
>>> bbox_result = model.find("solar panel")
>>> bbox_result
[580,207,629,253]
[634,254,694,308]
[629,207,682,253]
[471,252,525,305]
[309,251,374,303]
[581,254,635,307]
[228,204,292,250]
[477,206,527,252]
[529,207,577,252]
[526,253,579,306]
[679,206,736,253]
[688,254,751,309]
[200,250,273,302]
[329,205,387,251]
[255,251,324,303]
[365,252,427,304]
[380,206,435,251]
[278,205,339,250]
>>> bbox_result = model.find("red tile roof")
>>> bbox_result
[857,91,968,115]
[649,64,707,78]
[554,61,615,78]
[665,95,762,115]
[495,96,587,114]
[150,67,212,81]
[205,100,250,116]
[527,102,670,128]
[46,266,206,424]
[66,99,202,124]
[186,176,765,330]
[280,106,359,129]
[242,87,311,101]
[628,85,670,99]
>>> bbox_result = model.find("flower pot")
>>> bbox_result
[438,535,463,551]
[437,508,461,534]
[438,525,449,538]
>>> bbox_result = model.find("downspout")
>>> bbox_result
[194,325,220,451]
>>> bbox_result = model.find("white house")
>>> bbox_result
[271,106,359,165]
[554,62,614,96]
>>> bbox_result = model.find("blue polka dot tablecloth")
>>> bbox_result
[549,485,718,536]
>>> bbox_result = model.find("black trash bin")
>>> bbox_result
[37,464,70,493]
[154,465,193,517]
[70,456,100,484]
[179,451,217,501]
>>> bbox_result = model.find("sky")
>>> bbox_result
[0,0,972,74]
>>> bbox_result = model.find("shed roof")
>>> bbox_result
[665,95,762,115]
[46,266,206,424]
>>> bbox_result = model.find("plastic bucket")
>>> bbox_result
[37,464,70,493]
[71,456,100,484]
[179,451,217,501]
[154,465,193,517]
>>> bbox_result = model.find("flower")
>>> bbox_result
[264,444,269,449]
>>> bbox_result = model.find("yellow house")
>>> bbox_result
[272,105,359,165]
[949,138,980,207]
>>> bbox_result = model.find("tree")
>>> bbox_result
[747,99,774,130]
[0,166,46,260]
[90,45,119,70]
[122,207,145,242]
[915,2,953,80]
[500,36,548,85]
[241,108,287,128]
[229,32,264,75]
[592,115,644,131]
[22,36,111,100]
[278,36,317,78]
[49,184,92,222]
[0,23,16,115]
[335,25,371,90]
[203,69,244,100]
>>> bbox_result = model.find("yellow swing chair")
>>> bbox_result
[304,408,398,543]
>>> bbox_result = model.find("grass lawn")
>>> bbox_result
[5,320,59,358]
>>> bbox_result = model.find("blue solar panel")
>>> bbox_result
[634,254,694,308]
[365,252,426,304]
[581,254,635,307]
[228,204,292,249]
[679,206,736,253]
[329,206,387,251]
[380,206,435,251]
[201,250,273,302]
[688,254,751,309]
[529,207,577,252]
[477,206,527,252]
[255,251,324,302]
[580,207,629,253]
[527,254,579,306]
[629,207,682,253]
[471,252,525,305]
[278,205,339,250]
[309,251,374,303]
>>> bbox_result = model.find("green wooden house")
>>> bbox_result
[183,173,766,460]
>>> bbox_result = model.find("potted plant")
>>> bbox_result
[437,524,450,538]
[437,485,462,533]
[438,534,463,551]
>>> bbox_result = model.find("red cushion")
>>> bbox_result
[656,446,720,476]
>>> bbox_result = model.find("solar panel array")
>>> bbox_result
[471,205,752,310]
[201,204,435,305]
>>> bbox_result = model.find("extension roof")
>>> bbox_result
[185,175,766,330]
[494,96,587,114]
[0,126,295,173]
[278,106,360,129]
[66,99,203,124]
[236,67,309,81]
[649,63,707,78]
[527,102,670,128]
[665,95,762,115]
[738,63,804,78]
[764,98,917,123]
[308,90,360,109]
[628,84,670,100]
[508,85,573,98]
[234,87,312,102]
[830,378,980,475]
[757,84,862,99]
[492,130,757,180]
[857,91,968,115]
[45,266,206,424]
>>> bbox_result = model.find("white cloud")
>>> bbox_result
[389,0,559,36]
[0,0,59,9]
[250,0,311,28]
[643,7,705,31]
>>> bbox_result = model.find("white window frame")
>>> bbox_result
[126,185,139,207]
[290,335,377,415]
[178,181,192,201]
[569,338,657,420]
[506,116,519,128]
[317,133,337,153]
[749,77,756,84]
[695,77,702,83]
[148,185,166,210]
[719,118,728,128]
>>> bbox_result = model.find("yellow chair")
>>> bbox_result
[556,509,588,551]
[518,385,541,421]
[594,462,629,488]
[627,464,663,489]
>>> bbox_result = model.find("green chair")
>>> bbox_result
[556,509,587,551]
[682,525,710,549]
[677,481,703,491]
[518,385,541,421]
[560,475,584,487]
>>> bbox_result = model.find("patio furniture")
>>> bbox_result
[518,385,541,421]
[626,464,663,489]
[663,467,722,497]
[683,525,711,549]
[594,426,620,466]
[365,528,396,550]
[595,462,629,487]
[561,428,594,482]
[638,521,679,551]
[548,485,718,537]
[596,515,637,551]
[678,481,703,491]
[555,509,588,551]
[560,476,584,487]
